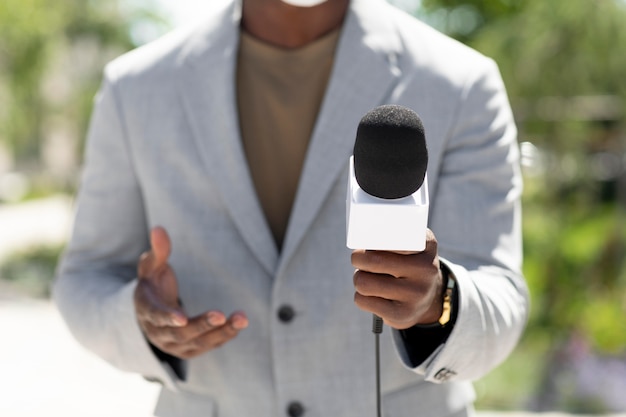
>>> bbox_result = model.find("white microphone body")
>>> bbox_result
[346,156,429,251]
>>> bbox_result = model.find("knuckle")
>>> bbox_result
[406,279,431,300]
[167,328,188,344]
[212,340,226,349]
[178,346,199,359]
[164,344,191,360]
[354,272,374,295]
[354,292,376,313]
[351,249,365,266]
[353,270,363,289]
[354,294,372,314]
[386,303,409,323]
[154,340,177,355]
[137,252,152,275]
[367,251,386,267]
[353,292,363,307]
[406,280,428,300]
[191,325,239,353]
[197,317,213,333]
[220,325,238,340]
[188,335,209,352]
[138,251,150,264]
[141,326,159,343]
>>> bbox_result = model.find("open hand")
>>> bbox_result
[134,226,248,359]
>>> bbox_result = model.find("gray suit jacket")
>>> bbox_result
[54,0,529,416]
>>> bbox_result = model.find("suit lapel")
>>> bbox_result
[174,0,402,276]
[177,2,279,276]
[278,0,403,270]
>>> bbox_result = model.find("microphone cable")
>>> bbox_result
[372,314,383,417]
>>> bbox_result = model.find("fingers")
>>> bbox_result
[134,282,187,327]
[146,311,249,359]
[187,311,248,351]
[134,226,248,358]
[353,268,435,329]
[351,229,442,329]
[353,292,417,329]
[351,231,439,278]
[352,276,442,328]
[353,269,430,302]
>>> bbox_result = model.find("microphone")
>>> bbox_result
[346,104,429,251]
[346,105,430,417]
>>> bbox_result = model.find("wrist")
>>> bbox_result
[415,261,457,329]
[437,262,455,326]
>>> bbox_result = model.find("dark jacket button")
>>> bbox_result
[287,401,305,417]
[278,305,295,323]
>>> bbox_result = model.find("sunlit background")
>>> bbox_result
[1,0,625,416]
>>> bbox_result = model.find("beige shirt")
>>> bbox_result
[237,29,340,249]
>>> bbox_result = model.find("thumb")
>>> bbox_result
[138,226,172,279]
[150,226,171,270]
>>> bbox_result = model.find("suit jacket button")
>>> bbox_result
[434,368,457,381]
[287,401,305,417]
[278,305,295,323]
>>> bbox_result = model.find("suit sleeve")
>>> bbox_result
[392,58,529,383]
[53,67,180,390]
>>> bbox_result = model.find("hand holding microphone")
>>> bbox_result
[351,232,445,330]
[347,105,445,330]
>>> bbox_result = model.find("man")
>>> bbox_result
[54,0,529,416]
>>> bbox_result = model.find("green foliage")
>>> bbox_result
[422,0,626,351]
[1,0,624,410]
[419,0,524,42]
[0,0,58,158]
[419,0,626,410]
[0,244,65,298]
[0,0,164,168]
[474,332,552,410]
[471,0,626,99]
[523,181,626,345]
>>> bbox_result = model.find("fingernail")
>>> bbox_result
[171,314,186,327]
[207,312,225,326]
[233,316,249,330]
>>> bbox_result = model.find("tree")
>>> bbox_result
[416,0,626,411]
[0,0,166,190]
[472,2,626,355]
[418,0,524,43]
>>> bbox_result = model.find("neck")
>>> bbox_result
[241,0,350,49]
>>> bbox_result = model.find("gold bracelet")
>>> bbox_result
[438,270,456,326]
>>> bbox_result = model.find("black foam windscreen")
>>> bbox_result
[353,105,428,199]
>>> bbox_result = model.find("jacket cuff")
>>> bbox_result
[107,280,182,390]
[391,258,465,383]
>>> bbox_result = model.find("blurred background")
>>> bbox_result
[0,0,625,415]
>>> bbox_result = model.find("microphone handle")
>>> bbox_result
[372,314,383,334]
[372,314,383,417]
